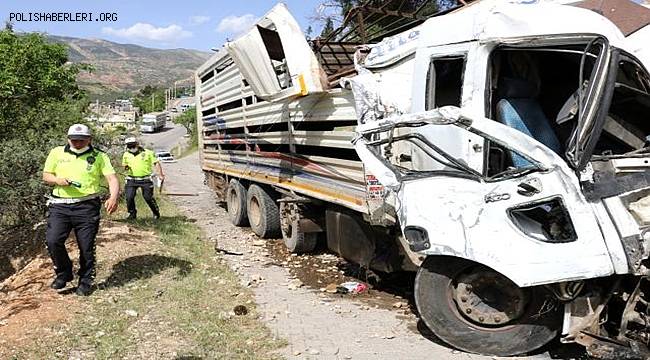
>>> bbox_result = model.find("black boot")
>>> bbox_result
[50,274,73,290]
[75,281,93,296]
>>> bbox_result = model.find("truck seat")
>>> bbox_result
[496,78,562,167]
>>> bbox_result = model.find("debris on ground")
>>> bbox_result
[287,279,303,290]
[233,305,248,315]
[337,281,368,294]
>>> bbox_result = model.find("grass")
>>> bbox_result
[12,195,284,359]
[177,142,198,159]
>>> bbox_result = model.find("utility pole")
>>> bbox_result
[151,93,154,112]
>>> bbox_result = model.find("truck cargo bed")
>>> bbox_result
[196,51,368,213]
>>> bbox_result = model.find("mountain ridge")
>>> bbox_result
[47,35,211,99]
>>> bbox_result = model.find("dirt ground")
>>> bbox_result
[0,223,156,355]
[162,153,586,360]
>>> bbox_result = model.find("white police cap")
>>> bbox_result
[67,124,91,139]
[124,137,138,145]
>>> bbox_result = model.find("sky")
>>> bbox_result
[0,0,330,51]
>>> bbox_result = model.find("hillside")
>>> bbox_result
[47,35,210,99]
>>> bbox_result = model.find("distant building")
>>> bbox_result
[87,99,138,131]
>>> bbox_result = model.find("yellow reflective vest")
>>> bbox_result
[43,145,115,198]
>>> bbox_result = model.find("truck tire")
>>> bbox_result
[283,220,317,253]
[414,256,560,356]
[226,179,248,226]
[246,185,280,238]
[280,202,317,253]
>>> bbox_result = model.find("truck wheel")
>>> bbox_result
[246,185,280,238]
[415,256,560,356]
[226,179,248,226]
[280,203,317,253]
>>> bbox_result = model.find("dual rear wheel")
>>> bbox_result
[225,179,317,253]
[226,179,279,238]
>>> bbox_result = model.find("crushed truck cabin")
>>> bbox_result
[195,0,650,358]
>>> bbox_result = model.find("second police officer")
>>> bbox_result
[121,137,164,220]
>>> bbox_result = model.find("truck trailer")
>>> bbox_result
[140,111,167,133]
[195,1,650,358]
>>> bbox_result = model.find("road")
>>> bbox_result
[139,121,187,151]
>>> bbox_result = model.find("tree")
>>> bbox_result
[173,107,197,147]
[0,28,90,229]
[321,17,335,37]
[313,0,456,42]
[132,85,165,114]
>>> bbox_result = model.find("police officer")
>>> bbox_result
[122,137,164,220]
[43,124,119,296]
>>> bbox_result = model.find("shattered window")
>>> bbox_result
[425,56,465,110]
[593,56,650,155]
[258,25,292,89]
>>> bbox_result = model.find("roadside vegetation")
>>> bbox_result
[0,26,90,230]
[132,85,166,114]
[4,196,284,359]
[172,107,198,158]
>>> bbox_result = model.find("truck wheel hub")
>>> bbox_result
[452,271,526,326]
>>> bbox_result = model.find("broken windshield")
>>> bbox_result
[485,36,611,173]
[362,121,542,183]
[589,52,650,159]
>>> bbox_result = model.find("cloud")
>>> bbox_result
[189,15,210,25]
[216,14,257,35]
[102,23,192,43]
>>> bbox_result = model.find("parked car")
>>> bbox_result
[154,150,176,163]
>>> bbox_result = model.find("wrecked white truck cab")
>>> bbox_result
[349,1,650,357]
[197,0,650,358]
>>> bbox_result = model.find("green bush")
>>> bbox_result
[0,28,90,230]
[173,107,197,147]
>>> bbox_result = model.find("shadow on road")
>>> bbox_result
[150,126,175,133]
[99,254,192,289]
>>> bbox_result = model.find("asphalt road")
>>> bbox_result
[139,121,187,151]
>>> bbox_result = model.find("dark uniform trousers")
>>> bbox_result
[45,198,100,284]
[125,179,160,218]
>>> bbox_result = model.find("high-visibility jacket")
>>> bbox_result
[43,145,115,198]
[122,148,158,177]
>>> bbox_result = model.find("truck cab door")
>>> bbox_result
[355,109,615,287]
[225,4,328,102]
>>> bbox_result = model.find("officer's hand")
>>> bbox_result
[104,197,118,214]
[56,178,70,186]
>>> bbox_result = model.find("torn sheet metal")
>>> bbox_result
[225,4,328,102]
[341,51,416,124]
[352,107,462,189]
[414,0,626,50]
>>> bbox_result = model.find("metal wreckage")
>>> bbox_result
[194,0,650,357]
